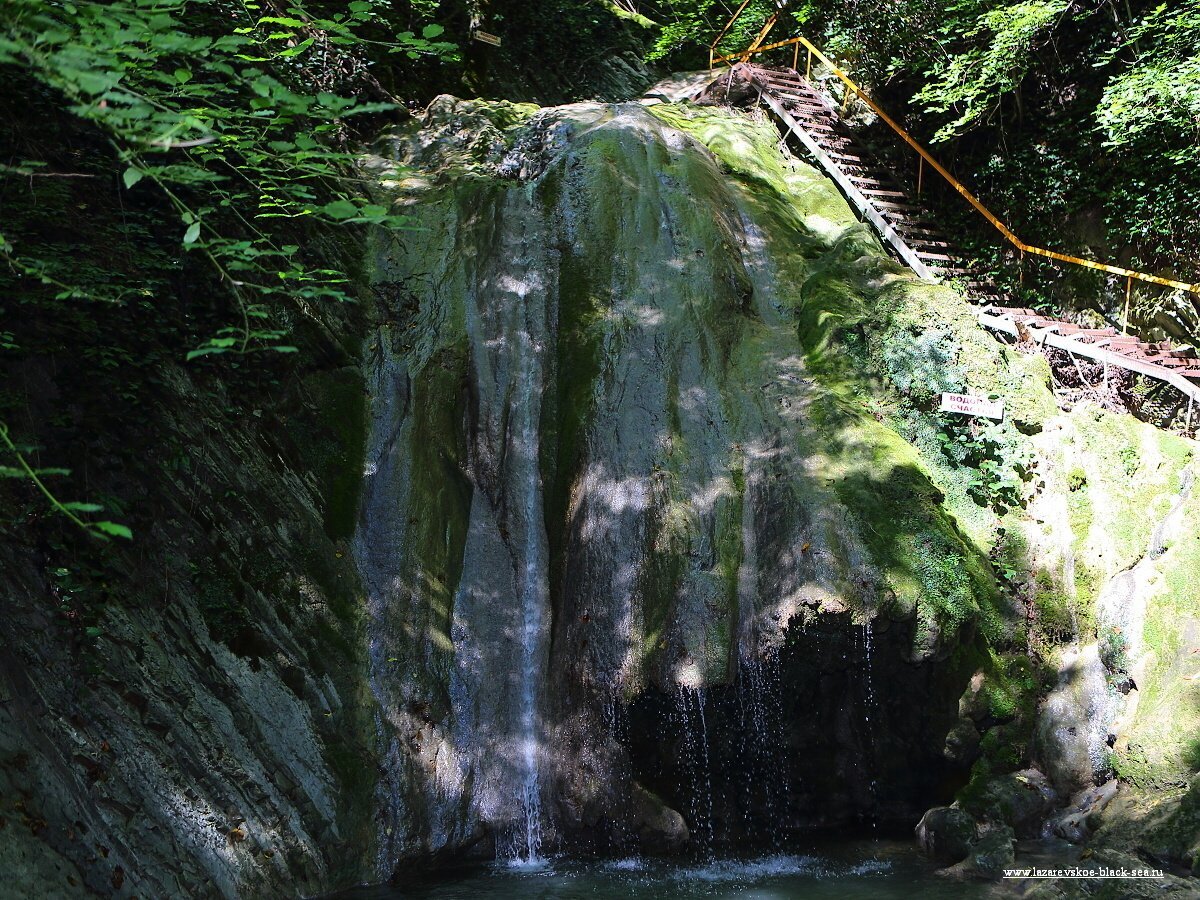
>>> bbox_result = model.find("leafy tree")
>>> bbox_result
[915,0,1069,141]
[0,0,454,535]
[645,0,779,66]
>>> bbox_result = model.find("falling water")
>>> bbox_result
[508,325,547,866]
[860,623,880,833]
[677,685,715,856]
[736,650,790,848]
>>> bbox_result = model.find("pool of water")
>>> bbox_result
[338,840,996,899]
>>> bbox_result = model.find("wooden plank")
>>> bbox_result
[979,311,1200,403]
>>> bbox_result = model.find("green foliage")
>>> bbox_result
[0,0,453,537]
[935,415,1033,510]
[1097,2,1200,153]
[0,421,132,540]
[1095,0,1200,270]
[0,0,453,358]
[646,0,777,65]
[915,1,1068,142]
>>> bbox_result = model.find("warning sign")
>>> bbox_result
[940,393,1004,421]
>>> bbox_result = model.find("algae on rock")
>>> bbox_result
[354,95,1043,861]
[352,91,1200,869]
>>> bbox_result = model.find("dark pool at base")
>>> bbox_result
[336,839,1009,899]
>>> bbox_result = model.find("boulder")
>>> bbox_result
[1034,644,1112,796]
[916,806,977,864]
[939,826,1016,880]
[629,784,688,854]
[943,719,982,766]
[970,768,1058,837]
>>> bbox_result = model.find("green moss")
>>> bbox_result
[1032,568,1074,640]
[1066,404,1193,576]
[831,441,1002,642]
[1066,467,1087,492]
[1116,487,1200,787]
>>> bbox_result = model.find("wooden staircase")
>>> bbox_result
[751,67,984,285]
[696,63,1200,423]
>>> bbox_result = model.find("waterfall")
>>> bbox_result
[503,310,549,866]
[860,623,880,832]
[735,649,790,848]
[676,685,715,856]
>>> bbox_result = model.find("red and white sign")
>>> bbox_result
[939,392,1004,421]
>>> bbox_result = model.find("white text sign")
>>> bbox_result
[940,393,1004,421]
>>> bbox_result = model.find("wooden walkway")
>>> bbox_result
[696,63,1200,422]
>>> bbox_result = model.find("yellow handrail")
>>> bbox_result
[708,0,755,70]
[712,34,1200,296]
[708,1,785,71]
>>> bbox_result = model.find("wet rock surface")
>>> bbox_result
[939,825,1016,880]
[0,353,379,897]
[916,806,977,864]
[358,96,1034,870]
[4,85,1200,898]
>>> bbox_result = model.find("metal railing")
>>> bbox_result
[707,27,1200,298]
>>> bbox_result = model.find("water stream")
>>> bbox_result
[675,685,715,857]
[505,319,549,866]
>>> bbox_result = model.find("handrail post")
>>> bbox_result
[792,42,799,71]
[917,157,924,196]
[1122,275,1132,334]
[806,48,812,79]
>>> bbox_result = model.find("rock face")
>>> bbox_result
[355,95,1050,870]
[3,84,1198,897]
[1035,645,1112,796]
[0,354,380,897]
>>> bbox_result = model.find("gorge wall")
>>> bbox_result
[1,89,1199,898]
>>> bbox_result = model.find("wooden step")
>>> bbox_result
[872,199,923,214]
[895,224,941,237]
[794,118,839,134]
[806,132,854,147]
